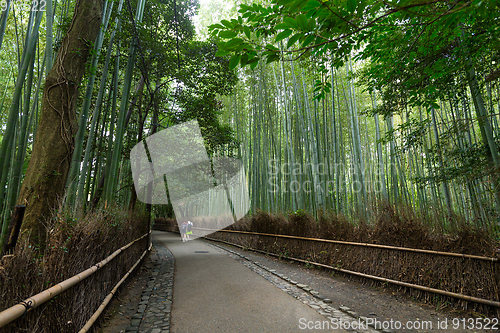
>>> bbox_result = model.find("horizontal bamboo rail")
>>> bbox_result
[205,236,500,308]
[0,232,150,328]
[191,227,499,262]
[79,241,152,332]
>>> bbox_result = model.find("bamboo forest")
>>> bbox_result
[0,0,500,330]
[2,0,499,242]
[209,0,500,233]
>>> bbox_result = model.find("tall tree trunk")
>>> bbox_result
[17,0,104,247]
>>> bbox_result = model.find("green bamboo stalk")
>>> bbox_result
[330,67,341,212]
[0,74,12,125]
[75,0,123,210]
[45,0,53,72]
[337,74,347,213]
[348,60,366,211]
[301,73,323,212]
[430,106,453,219]
[486,83,499,138]
[22,56,45,162]
[372,91,387,200]
[455,92,486,222]
[65,0,111,208]
[0,11,42,216]
[384,114,400,204]
[0,0,11,51]
[0,127,17,248]
[279,57,297,211]
[103,48,120,203]
[105,0,146,203]
[5,39,37,220]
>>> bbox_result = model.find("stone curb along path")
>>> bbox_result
[125,240,174,333]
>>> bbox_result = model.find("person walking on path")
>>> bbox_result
[180,221,188,242]
[186,221,193,240]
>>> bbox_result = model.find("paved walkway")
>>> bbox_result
[124,231,380,332]
[122,238,174,333]
[154,231,355,333]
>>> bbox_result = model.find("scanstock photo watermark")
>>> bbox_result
[130,120,250,237]
[267,159,388,195]
[298,317,499,331]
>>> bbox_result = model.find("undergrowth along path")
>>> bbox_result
[203,238,496,333]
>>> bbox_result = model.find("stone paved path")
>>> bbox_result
[124,240,174,333]
[121,231,379,332]
[105,230,492,333]
[204,241,378,333]
[153,231,350,333]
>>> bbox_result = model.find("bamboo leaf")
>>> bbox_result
[265,43,280,51]
[249,58,259,69]
[308,17,316,30]
[215,49,229,57]
[304,0,321,10]
[296,14,308,30]
[209,23,225,30]
[275,23,289,29]
[289,0,307,13]
[347,0,356,13]
[240,53,249,66]
[221,19,233,28]
[266,53,280,63]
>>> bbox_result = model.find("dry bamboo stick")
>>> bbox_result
[78,242,152,332]
[0,232,150,328]
[193,227,499,262]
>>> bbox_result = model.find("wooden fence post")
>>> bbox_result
[1,205,26,255]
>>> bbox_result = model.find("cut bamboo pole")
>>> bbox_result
[193,228,499,262]
[78,242,152,332]
[0,232,150,328]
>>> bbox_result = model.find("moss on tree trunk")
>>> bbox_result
[17,0,103,247]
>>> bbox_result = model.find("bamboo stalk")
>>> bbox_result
[106,0,146,202]
[66,0,112,207]
[0,11,42,217]
[0,0,11,51]
[75,0,124,210]
[6,36,37,219]
[45,0,53,72]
